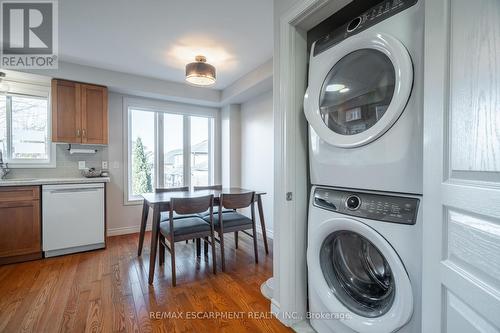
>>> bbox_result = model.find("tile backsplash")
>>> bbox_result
[8,144,108,179]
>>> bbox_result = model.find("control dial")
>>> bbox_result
[347,16,362,32]
[346,195,361,210]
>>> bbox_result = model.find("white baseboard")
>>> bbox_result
[271,300,305,327]
[257,227,274,240]
[107,224,151,236]
[108,224,273,239]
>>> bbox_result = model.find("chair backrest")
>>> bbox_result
[220,192,255,210]
[155,186,189,193]
[193,185,222,191]
[171,195,214,215]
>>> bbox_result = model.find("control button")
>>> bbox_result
[347,17,362,32]
[346,195,361,210]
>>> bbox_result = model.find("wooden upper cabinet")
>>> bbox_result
[52,79,81,143]
[81,84,108,144]
[51,79,108,144]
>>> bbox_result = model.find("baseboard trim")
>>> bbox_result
[107,224,151,236]
[257,227,274,240]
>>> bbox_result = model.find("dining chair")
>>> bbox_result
[204,191,257,271]
[155,187,197,243]
[193,185,237,251]
[154,186,196,222]
[158,194,217,286]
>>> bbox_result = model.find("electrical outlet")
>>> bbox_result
[78,161,86,170]
[102,161,108,169]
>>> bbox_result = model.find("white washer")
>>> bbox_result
[307,186,421,333]
[304,0,423,194]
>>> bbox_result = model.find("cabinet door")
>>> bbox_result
[81,84,108,144]
[51,79,82,143]
[0,187,41,264]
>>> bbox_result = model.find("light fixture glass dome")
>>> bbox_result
[185,55,216,86]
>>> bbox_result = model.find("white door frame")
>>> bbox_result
[272,0,351,326]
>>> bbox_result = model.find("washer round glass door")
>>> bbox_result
[304,33,413,148]
[320,230,395,318]
[307,217,413,333]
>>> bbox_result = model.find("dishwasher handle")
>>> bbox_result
[47,188,101,194]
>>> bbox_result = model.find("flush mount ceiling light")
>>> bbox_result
[185,55,216,86]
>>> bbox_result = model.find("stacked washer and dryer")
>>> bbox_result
[304,0,423,332]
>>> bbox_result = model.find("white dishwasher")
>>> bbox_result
[42,183,105,257]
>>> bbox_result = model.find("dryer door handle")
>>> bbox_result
[314,197,337,211]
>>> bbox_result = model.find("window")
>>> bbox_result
[129,109,155,197]
[190,116,211,187]
[163,113,184,188]
[0,93,53,167]
[126,101,216,203]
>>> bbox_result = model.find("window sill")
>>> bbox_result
[6,162,56,169]
[124,198,144,206]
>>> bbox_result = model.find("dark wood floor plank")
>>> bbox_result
[0,232,290,333]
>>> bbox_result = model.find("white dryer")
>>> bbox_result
[304,0,423,194]
[307,185,421,333]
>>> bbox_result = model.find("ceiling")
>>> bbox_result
[58,0,273,90]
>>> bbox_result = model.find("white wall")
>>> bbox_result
[240,90,274,236]
[220,104,242,188]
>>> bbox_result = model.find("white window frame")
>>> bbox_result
[123,97,220,205]
[0,87,55,168]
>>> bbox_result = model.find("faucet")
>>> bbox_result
[0,150,10,180]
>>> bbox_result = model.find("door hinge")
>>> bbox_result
[286,192,293,201]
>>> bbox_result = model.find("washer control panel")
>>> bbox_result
[313,187,419,225]
[313,0,418,56]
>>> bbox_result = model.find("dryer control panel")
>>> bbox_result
[313,187,419,225]
[313,0,418,56]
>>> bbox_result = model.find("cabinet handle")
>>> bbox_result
[82,129,86,137]
[76,129,80,137]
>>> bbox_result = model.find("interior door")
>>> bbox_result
[81,84,108,144]
[422,0,500,332]
[51,79,81,143]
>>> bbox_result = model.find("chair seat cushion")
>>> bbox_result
[160,211,199,222]
[198,206,234,217]
[204,212,252,228]
[160,217,211,237]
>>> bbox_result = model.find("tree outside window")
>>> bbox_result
[131,137,152,195]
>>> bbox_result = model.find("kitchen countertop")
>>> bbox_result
[0,177,110,187]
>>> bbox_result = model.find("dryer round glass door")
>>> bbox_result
[307,217,413,333]
[319,50,395,137]
[304,32,413,148]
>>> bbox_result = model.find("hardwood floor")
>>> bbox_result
[0,232,291,333]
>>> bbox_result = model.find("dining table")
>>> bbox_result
[137,187,269,284]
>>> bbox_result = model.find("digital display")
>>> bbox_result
[314,187,420,225]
